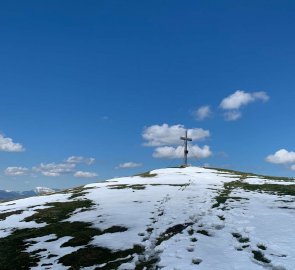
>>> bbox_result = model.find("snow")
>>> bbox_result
[0,167,294,269]
[0,193,71,238]
[244,177,295,185]
[26,234,79,270]
[34,186,56,195]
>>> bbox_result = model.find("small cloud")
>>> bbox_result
[142,124,210,147]
[0,134,25,152]
[153,145,212,159]
[266,149,295,164]
[116,162,142,169]
[194,105,212,121]
[224,110,241,121]
[4,166,29,176]
[33,162,76,177]
[220,90,269,110]
[101,116,109,121]
[252,92,269,102]
[74,171,98,178]
[220,90,269,121]
[66,156,95,165]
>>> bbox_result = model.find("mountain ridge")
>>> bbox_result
[0,167,294,270]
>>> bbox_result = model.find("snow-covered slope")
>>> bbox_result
[0,167,294,270]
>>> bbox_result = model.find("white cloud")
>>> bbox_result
[220,90,269,121]
[220,90,269,110]
[33,162,76,177]
[116,162,142,169]
[142,124,210,147]
[224,110,241,121]
[194,105,212,121]
[252,91,269,102]
[0,134,25,152]
[266,149,295,164]
[66,156,95,165]
[4,166,29,176]
[153,145,211,159]
[74,171,98,178]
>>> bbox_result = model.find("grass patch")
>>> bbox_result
[213,174,295,210]
[0,210,23,221]
[156,223,193,245]
[212,188,233,208]
[103,226,128,234]
[208,167,294,182]
[0,221,128,270]
[108,184,146,190]
[252,250,271,264]
[0,199,97,269]
[59,244,144,270]
[226,181,295,196]
[24,199,94,224]
[197,230,210,236]
[136,171,157,178]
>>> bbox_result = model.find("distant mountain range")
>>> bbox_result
[0,187,56,201]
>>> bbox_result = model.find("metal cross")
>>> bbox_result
[180,130,192,166]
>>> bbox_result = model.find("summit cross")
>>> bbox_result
[180,130,192,167]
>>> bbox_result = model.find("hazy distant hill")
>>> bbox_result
[0,167,294,270]
[0,187,56,201]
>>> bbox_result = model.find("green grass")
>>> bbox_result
[213,175,295,209]
[0,210,23,221]
[212,187,233,208]
[24,199,94,224]
[135,171,157,178]
[197,230,210,236]
[208,167,294,182]
[59,244,144,270]
[107,184,146,190]
[156,223,193,245]
[0,220,128,269]
[0,199,98,270]
[225,181,295,196]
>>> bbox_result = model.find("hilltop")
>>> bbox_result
[0,167,294,270]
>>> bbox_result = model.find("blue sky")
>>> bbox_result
[1,1,295,191]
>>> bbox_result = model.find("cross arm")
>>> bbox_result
[180,137,192,141]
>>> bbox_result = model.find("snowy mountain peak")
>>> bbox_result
[0,166,294,270]
[34,186,55,195]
